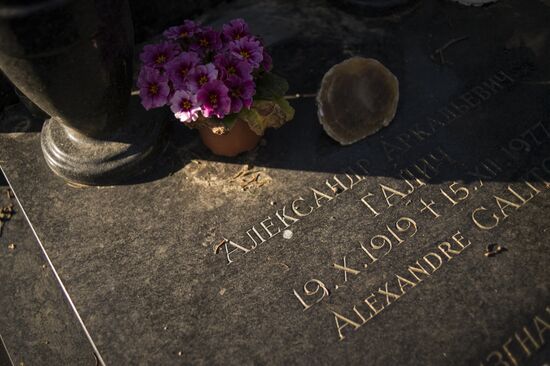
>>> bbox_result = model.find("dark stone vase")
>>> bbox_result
[0,0,166,185]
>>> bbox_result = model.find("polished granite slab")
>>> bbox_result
[0,0,549,364]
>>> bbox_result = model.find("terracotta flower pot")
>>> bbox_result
[199,119,262,157]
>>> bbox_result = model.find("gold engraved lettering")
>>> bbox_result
[438,241,461,261]
[420,198,441,218]
[355,159,370,175]
[291,196,314,217]
[360,192,381,217]
[471,85,491,100]
[275,206,299,228]
[380,183,408,207]
[332,309,365,341]
[534,315,550,344]
[460,91,481,107]
[396,274,417,294]
[260,216,281,238]
[293,279,329,311]
[486,350,512,366]
[396,217,418,237]
[450,101,470,114]
[423,252,443,272]
[246,226,266,248]
[223,239,250,264]
[326,176,349,195]
[378,282,401,305]
[407,260,431,282]
[311,188,334,208]
[514,327,540,357]
[361,241,379,268]
[409,123,431,141]
[494,195,521,219]
[364,293,384,315]
[414,159,436,179]
[506,185,534,205]
[345,168,366,189]
[380,139,403,162]
[451,230,472,250]
[501,338,518,366]
[370,235,393,256]
[333,256,360,282]
[472,206,499,230]
[483,77,505,94]
[396,132,412,149]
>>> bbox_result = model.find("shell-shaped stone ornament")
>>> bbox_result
[317,57,399,145]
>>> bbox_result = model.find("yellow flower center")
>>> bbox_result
[199,75,208,86]
[199,38,209,47]
[148,84,158,95]
[155,54,167,64]
[239,50,250,59]
[179,31,188,38]
[180,67,189,77]
[227,66,236,75]
[209,94,218,105]
[181,100,192,110]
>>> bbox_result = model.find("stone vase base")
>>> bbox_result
[41,97,167,185]
[199,119,261,157]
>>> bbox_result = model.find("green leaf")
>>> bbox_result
[237,107,265,136]
[221,113,238,130]
[274,97,295,121]
[255,72,290,100]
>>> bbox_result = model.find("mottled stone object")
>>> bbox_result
[317,57,399,145]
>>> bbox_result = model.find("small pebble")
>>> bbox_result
[270,201,276,206]
[283,230,293,240]
[7,243,15,250]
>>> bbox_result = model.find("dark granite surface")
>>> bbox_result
[1,0,550,365]
[0,170,97,364]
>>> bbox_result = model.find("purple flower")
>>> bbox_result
[187,63,218,92]
[140,42,181,69]
[170,90,200,122]
[137,67,170,110]
[229,36,264,68]
[213,53,253,81]
[197,80,231,119]
[222,18,250,41]
[190,27,222,54]
[261,49,273,71]
[163,20,199,40]
[165,52,201,89]
[226,76,255,113]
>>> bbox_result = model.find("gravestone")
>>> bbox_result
[0,0,549,365]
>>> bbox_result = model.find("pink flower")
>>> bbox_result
[137,67,170,110]
[226,76,255,113]
[222,18,250,41]
[163,20,199,40]
[165,52,201,89]
[261,49,273,71]
[139,42,181,69]
[197,80,231,119]
[229,36,264,68]
[213,53,253,81]
[170,90,200,123]
[190,27,222,54]
[187,63,218,92]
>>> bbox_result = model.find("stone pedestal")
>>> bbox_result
[0,0,165,185]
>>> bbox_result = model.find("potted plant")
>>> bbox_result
[137,19,294,157]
